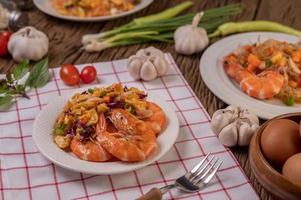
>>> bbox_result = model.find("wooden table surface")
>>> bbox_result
[1,0,301,199]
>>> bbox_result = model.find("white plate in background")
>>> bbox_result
[33,0,153,22]
[200,32,301,119]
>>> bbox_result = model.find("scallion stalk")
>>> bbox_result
[132,1,193,25]
[82,2,243,52]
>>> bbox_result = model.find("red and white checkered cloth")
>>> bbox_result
[0,54,259,200]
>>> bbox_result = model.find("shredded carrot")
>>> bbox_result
[244,45,253,53]
[225,54,238,63]
[289,80,298,88]
[278,58,287,66]
[296,75,301,86]
[103,96,110,103]
[79,115,89,124]
[226,62,241,78]
[247,53,261,72]
[292,51,301,63]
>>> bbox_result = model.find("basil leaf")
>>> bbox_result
[0,95,13,106]
[13,59,29,80]
[0,80,8,94]
[26,58,51,88]
[6,73,13,84]
[10,84,26,95]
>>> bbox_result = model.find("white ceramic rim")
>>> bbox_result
[33,87,179,174]
[33,0,154,22]
[200,32,301,120]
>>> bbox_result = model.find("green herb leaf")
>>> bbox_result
[14,84,26,93]
[55,123,67,135]
[286,96,294,106]
[99,91,107,97]
[129,106,135,114]
[26,58,50,88]
[6,73,13,84]
[13,59,29,80]
[88,88,95,93]
[0,95,13,106]
[0,80,8,94]
[265,60,272,68]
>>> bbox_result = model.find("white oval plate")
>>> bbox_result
[33,88,179,174]
[200,32,301,120]
[33,0,153,22]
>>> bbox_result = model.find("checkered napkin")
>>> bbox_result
[0,54,259,200]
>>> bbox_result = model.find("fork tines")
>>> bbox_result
[189,153,223,185]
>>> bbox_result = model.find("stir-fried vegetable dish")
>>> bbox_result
[52,0,140,17]
[224,39,301,105]
[53,83,167,162]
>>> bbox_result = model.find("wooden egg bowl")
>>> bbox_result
[249,113,301,200]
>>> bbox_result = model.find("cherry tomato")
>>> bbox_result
[80,66,97,84]
[1,31,13,40]
[60,64,80,86]
[0,31,13,57]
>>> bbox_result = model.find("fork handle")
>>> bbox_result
[136,188,162,200]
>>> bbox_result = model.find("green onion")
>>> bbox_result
[128,106,135,114]
[82,3,243,52]
[55,123,67,135]
[286,97,294,106]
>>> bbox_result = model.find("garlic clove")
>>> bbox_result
[198,28,209,45]
[140,61,157,81]
[127,56,143,80]
[251,123,259,132]
[145,46,164,57]
[225,105,240,114]
[218,122,238,147]
[175,31,196,55]
[211,110,235,135]
[240,108,259,125]
[136,48,145,57]
[238,121,255,146]
[152,56,168,76]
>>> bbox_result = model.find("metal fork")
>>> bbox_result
[137,153,222,200]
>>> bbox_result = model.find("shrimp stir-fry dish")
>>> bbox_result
[223,39,301,105]
[52,83,167,162]
[52,0,140,17]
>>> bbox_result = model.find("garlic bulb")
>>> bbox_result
[8,26,49,62]
[211,105,259,147]
[127,46,169,81]
[174,12,209,55]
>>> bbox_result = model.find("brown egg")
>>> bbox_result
[283,153,301,187]
[261,119,301,166]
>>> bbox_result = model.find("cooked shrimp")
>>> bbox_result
[224,62,244,79]
[70,115,112,162]
[70,138,112,162]
[236,70,284,99]
[97,109,157,162]
[142,102,167,136]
